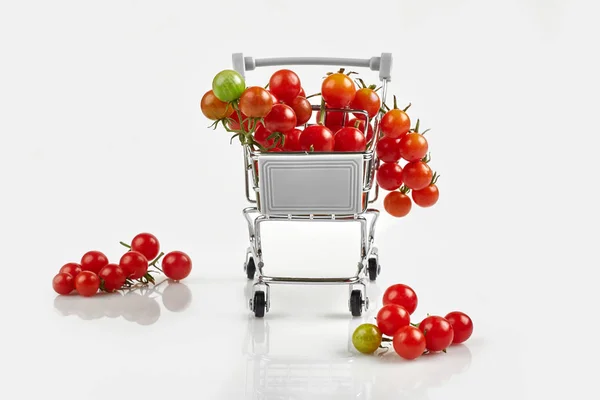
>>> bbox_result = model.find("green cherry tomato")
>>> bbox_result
[352,323,382,354]
[212,70,245,102]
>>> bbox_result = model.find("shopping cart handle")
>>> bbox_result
[232,53,392,81]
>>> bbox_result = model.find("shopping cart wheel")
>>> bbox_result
[350,290,363,317]
[245,257,256,280]
[253,291,266,318]
[367,258,380,281]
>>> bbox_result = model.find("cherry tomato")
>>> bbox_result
[268,91,279,104]
[445,311,473,344]
[131,232,160,261]
[299,125,334,152]
[59,262,82,278]
[254,123,275,148]
[402,161,433,190]
[382,283,418,314]
[399,133,428,162]
[352,323,382,354]
[282,128,303,151]
[322,72,356,107]
[200,90,233,120]
[227,111,251,131]
[289,96,312,126]
[52,272,74,295]
[347,117,374,143]
[264,104,297,133]
[239,86,274,118]
[376,136,402,163]
[269,69,301,103]
[80,251,109,274]
[268,147,283,152]
[98,264,127,292]
[119,251,148,280]
[75,271,100,297]
[298,88,306,97]
[376,162,403,190]
[316,107,346,129]
[334,127,366,152]
[351,87,381,118]
[376,304,410,336]
[212,69,245,102]
[384,191,412,217]
[381,109,411,139]
[162,251,192,281]
[393,326,426,360]
[418,316,454,352]
[412,184,439,207]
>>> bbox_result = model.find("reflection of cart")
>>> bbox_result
[233,53,393,317]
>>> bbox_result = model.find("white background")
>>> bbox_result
[1,0,598,399]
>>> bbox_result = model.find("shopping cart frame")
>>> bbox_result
[233,53,392,317]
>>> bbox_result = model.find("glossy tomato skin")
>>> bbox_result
[418,316,454,352]
[53,272,74,295]
[264,104,297,133]
[412,184,439,207]
[227,111,250,131]
[59,262,82,278]
[75,271,100,297]
[269,69,301,103]
[334,127,366,152]
[212,70,245,102]
[80,251,109,275]
[131,233,160,261]
[98,264,127,292]
[399,133,428,162]
[445,311,474,344]
[384,191,412,217]
[268,91,279,104]
[282,128,303,151]
[254,124,275,148]
[290,96,312,126]
[239,86,274,118]
[352,323,382,354]
[382,283,418,314]
[376,136,402,163]
[347,117,374,143]
[316,107,347,130]
[298,88,306,97]
[381,109,411,139]
[299,126,334,152]
[376,304,411,336]
[351,88,381,118]
[402,161,433,191]
[119,251,148,280]
[162,251,192,281]
[393,326,426,360]
[376,162,403,191]
[322,73,356,107]
[200,90,233,120]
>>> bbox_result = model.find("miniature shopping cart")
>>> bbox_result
[233,53,393,317]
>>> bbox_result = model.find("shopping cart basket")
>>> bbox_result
[233,53,393,318]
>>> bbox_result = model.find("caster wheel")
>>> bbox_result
[349,290,363,317]
[253,291,266,318]
[367,258,380,281]
[245,257,256,280]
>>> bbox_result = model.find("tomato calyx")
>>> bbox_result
[325,67,358,77]
[430,171,440,185]
[354,78,377,91]
[399,185,411,195]
[411,119,431,135]
[266,131,286,150]
[421,153,431,163]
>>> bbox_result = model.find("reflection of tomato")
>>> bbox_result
[322,73,356,107]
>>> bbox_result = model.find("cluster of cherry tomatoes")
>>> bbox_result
[352,283,473,360]
[52,233,193,297]
[201,66,440,218]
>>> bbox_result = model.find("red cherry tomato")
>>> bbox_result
[239,86,274,118]
[316,107,347,130]
[162,251,192,280]
[282,128,303,151]
[376,162,403,191]
[376,136,402,163]
[321,72,356,107]
[298,88,306,97]
[402,161,433,190]
[399,133,428,162]
[384,191,412,217]
[346,117,374,143]
[350,87,381,118]
[227,111,251,131]
[376,304,410,336]
[289,96,312,126]
[131,233,160,261]
[268,147,283,152]
[119,251,149,280]
[445,311,474,344]
[393,326,426,360]
[269,69,301,103]
[264,104,297,133]
[98,264,127,292]
[381,109,411,139]
[53,272,74,295]
[75,271,100,297]
[299,125,334,152]
[59,262,82,278]
[254,123,275,148]
[412,184,439,207]
[382,284,418,314]
[200,90,233,120]
[334,127,366,152]
[268,91,279,104]
[80,251,109,274]
[418,316,454,352]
